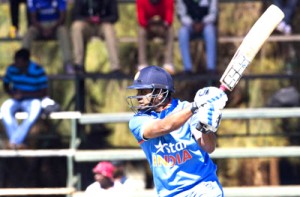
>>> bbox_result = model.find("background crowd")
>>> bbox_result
[7,0,222,77]
[0,0,299,195]
[7,0,297,76]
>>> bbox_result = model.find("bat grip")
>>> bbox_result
[195,84,228,132]
[196,122,204,131]
[219,84,228,92]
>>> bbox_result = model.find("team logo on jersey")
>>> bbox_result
[152,141,192,167]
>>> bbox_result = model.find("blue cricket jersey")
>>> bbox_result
[27,0,67,22]
[129,99,223,197]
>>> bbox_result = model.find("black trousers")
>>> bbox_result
[9,0,31,29]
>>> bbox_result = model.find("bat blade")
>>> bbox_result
[196,5,284,131]
[220,4,284,91]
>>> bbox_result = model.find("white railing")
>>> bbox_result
[71,186,300,197]
[0,107,300,196]
[0,188,75,196]
[1,146,300,160]
[77,107,300,124]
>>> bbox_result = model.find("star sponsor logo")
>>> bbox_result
[152,141,192,167]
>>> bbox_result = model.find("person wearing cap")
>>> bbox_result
[126,65,228,196]
[85,161,118,196]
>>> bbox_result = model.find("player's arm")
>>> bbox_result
[142,104,194,139]
[191,104,221,153]
[193,129,217,153]
[191,87,227,152]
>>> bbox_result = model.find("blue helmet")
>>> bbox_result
[127,66,175,113]
[127,65,175,92]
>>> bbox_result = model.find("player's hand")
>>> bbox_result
[192,87,228,113]
[196,103,222,133]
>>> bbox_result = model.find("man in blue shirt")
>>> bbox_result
[126,66,227,196]
[21,0,73,74]
[1,48,48,149]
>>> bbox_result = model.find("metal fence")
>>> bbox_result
[1,108,300,196]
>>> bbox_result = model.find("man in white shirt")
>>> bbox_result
[85,161,117,196]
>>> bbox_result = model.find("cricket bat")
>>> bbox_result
[219,4,284,91]
[196,4,284,131]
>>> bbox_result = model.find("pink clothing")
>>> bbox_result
[93,161,115,180]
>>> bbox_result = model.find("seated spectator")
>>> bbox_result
[273,0,297,35]
[176,0,218,75]
[21,0,73,74]
[70,0,124,76]
[112,161,145,191]
[85,161,123,196]
[0,48,48,149]
[136,0,175,75]
[8,0,31,38]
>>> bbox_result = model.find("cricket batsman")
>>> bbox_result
[126,66,227,196]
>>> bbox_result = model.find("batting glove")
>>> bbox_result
[196,103,222,134]
[191,87,228,113]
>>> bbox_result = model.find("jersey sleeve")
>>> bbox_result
[129,115,156,144]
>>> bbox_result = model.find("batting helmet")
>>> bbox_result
[127,65,175,93]
[127,66,175,113]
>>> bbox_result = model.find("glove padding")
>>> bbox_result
[196,103,222,133]
[193,87,228,111]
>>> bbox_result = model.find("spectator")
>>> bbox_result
[70,0,124,76]
[273,0,297,35]
[85,161,121,196]
[112,161,145,191]
[21,0,73,74]
[176,0,218,75]
[136,0,175,75]
[8,0,31,38]
[0,48,48,149]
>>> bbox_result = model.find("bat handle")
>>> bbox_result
[219,84,228,92]
[196,122,204,131]
[195,122,210,134]
[195,84,228,132]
